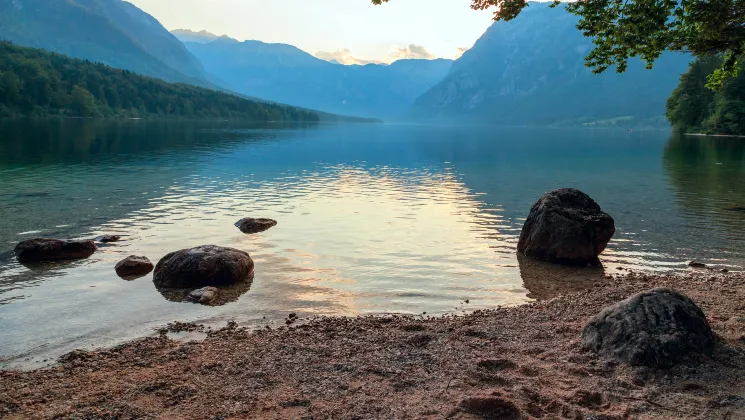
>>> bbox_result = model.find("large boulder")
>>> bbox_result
[581,288,715,367]
[517,188,615,265]
[14,238,96,262]
[153,245,254,288]
[235,218,277,234]
[115,255,154,279]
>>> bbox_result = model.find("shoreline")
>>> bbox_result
[685,132,745,138]
[2,271,744,419]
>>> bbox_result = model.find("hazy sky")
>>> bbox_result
[127,0,495,63]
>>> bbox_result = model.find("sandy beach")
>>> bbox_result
[2,271,744,419]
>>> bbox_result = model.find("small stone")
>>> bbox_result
[234,218,277,234]
[688,261,707,268]
[115,256,154,278]
[187,287,219,304]
[95,235,121,243]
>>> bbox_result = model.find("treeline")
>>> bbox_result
[666,57,745,135]
[0,42,320,122]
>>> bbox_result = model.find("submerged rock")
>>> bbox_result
[153,245,254,288]
[95,235,121,243]
[581,288,714,367]
[115,255,154,279]
[14,238,96,262]
[234,217,277,234]
[688,261,707,268]
[517,188,615,265]
[187,286,219,304]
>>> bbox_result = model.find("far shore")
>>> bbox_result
[2,271,744,419]
[685,132,745,138]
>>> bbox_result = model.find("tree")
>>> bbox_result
[70,85,99,117]
[372,0,745,88]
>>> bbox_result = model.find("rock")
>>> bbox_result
[688,261,707,268]
[581,288,714,367]
[234,218,277,234]
[458,396,521,419]
[14,238,96,262]
[187,287,218,304]
[517,188,615,265]
[115,256,154,278]
[153,245,254,288]
[95,235,121,243]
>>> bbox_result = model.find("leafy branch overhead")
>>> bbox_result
[371,0,745,88]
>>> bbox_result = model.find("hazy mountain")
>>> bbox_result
[170,29,238,44]
[183,38,453,119]
[0,0,208,85]
[410,2,692,127]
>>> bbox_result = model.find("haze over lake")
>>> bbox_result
[1,120,744,365]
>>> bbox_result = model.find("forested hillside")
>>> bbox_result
[667,58,745,135]
[0,42,319,122]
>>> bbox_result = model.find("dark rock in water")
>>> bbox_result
[726,206,745,213]
[517,188,615,265]
[187,286,218,304]
[235,217,277,234]
[458,396,521,419]
[688,261,707,268]
[581,288,714,367]
[14,238,96,262]
[115,255,154,279]
[95,235,121,243]
[153,245,254,288]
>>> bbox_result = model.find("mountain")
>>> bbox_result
[0,41,322,122]
[409,2,692,127]
[170,29,236,44]
[182,38,453,119]
[0,0,208,85]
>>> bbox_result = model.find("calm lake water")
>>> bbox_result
[1,119,744,366]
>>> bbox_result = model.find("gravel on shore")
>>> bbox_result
[2,272,744,419]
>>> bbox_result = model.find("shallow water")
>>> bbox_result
[1,119,744,366]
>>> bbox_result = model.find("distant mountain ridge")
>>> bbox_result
[171,29,238,45]
[0,0,209,85]
[410,2,692,127]
[180,36,453,119]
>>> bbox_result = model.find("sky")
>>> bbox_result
[127,0,496,63]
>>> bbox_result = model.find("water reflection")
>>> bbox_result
[1,121,744,366]
[518,254,607,300]
[156,278,254,307]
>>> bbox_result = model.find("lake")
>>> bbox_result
[1,119,744,366]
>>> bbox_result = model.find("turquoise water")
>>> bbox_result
[1,120,744,365]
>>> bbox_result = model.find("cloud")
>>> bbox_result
[314,49,383,65]
[390,44,435,60]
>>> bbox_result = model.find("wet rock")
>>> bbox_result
[581,288,714,367]
[153,245,254,288]
[458,396,521,419]
[517,188,615,265]
[688,261,707,268]
[59,349,94,364]
[234,217,277,234]
[187,287,218,304]
[95,235,121,243]
[115,256,154,278]
[14,238,96,262]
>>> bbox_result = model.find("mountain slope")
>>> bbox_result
[0,0,208,85]
[182,38,453,119]
[410,2,692,127]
